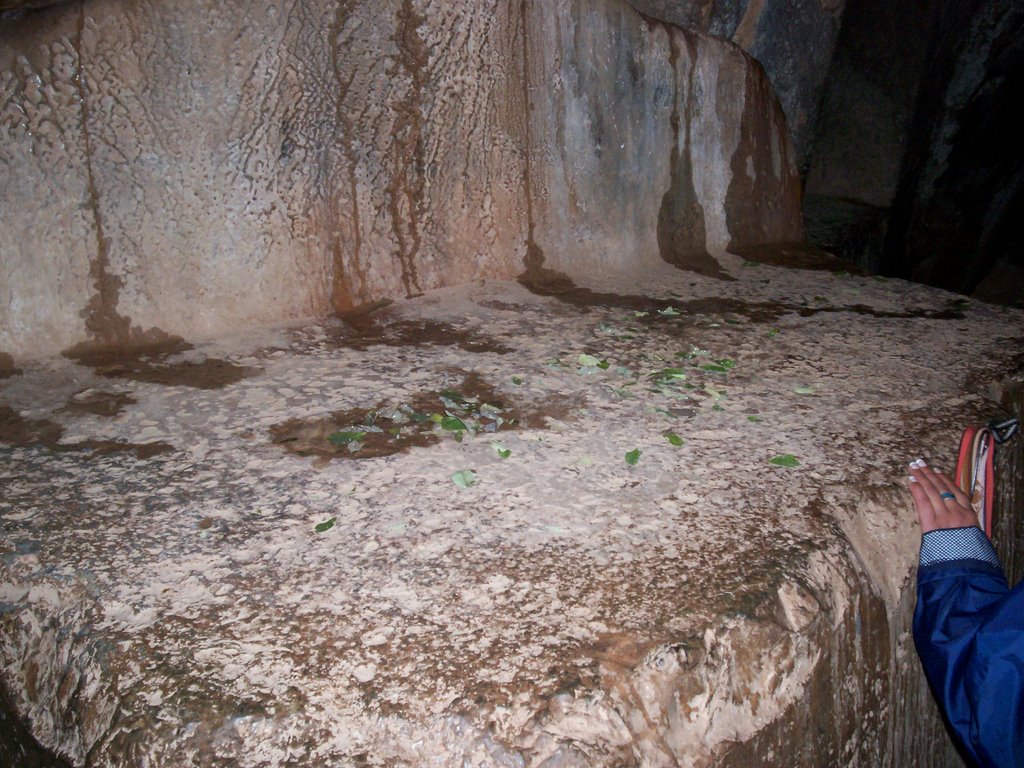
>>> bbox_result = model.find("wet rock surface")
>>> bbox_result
[2,263,1021,766]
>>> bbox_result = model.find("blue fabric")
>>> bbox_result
[920,526,1001,568]
[915,530,1024,768]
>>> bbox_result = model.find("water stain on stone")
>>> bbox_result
[0,352,21,381]
[731,243,865,274]
[64,339,255,390]
[723,55,803,253]
[0,406,62,448]
[656,29,728,281]
[520,268,779,322]
[314,313,514,355]
[0,406,173,459]
[519,269,964,322]
[61,389,136,418]
[271,372,572,462]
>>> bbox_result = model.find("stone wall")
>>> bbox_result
[624,0,847,170]
[0,0,801,361]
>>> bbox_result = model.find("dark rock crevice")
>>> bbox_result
[804,0,1024,301]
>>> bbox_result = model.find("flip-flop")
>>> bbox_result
[955,418,1020,540]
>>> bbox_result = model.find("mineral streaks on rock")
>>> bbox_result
[624,0,846,168]
[724,51,802,251]
[1,0,801,359]
[318,0,528,312]
[0,0,530,356]
[525,0,801,279]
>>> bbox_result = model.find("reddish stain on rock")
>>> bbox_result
[0,352,21,380]
[0,405,173,459]
[62,389,137,418]
[64,338,255,390]
[314,311,515,356]
[271,371,573,462]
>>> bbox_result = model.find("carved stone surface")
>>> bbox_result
[1,262,1022,766]
[0,0,799,362]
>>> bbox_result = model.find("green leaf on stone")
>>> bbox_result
[511,376,523,385]
[633,311,649,318]
[440,416,467,431]
[328,431,367,446]
[769,454,800,468]
[650,367,687,381]
[578,353,602,368]
[747,415,762,423]
[491,442,511,459]
[665,433,684,446]
[701,363,729,373]
[658,307,681,316]
[712,404,725,412]
[451,469,478,488]
[315,517,336,533]
[625,448,642,466]
[597,360,610,370]
[794,386,815,395]
[767,328,781,338]
[430,413,444,424]
[678,345,710,359]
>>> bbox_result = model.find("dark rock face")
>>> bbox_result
[884,0,1024,295]
[0,0,64,10]
[804,0,1024,298]
[625,0,748,37]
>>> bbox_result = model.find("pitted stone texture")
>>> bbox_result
[1,0,800,360]
[2,263,1020,766]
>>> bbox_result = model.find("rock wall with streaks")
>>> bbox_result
[0,0,801,360]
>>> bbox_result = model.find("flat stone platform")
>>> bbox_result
[2,261,1022,766]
